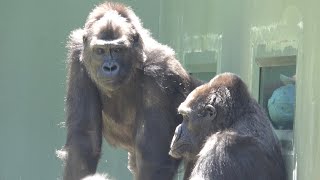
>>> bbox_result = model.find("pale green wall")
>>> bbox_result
[294,1,320,179]
[0,0,319,180]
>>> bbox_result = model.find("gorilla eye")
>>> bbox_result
[95,48,105,55]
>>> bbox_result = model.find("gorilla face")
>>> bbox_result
[82,10,142,91]
[169,86,217,160]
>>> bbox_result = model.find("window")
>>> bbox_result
[184,50,217,82]
[181,33,222,82]
[256,55,296,180]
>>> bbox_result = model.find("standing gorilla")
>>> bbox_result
[60,2,201,180]
[169,72,287,180]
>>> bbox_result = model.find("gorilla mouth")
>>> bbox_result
[169,143,191,159]
[100,74,130,89]
[169,149,182,159]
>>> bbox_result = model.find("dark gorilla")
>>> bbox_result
[169,72,287,180]
[60,2,201,180]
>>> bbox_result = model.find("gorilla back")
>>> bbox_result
[61,2,200,180]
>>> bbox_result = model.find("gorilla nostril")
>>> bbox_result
[103,64,118,72]
[103,66,110,72]
[110,65,118,71]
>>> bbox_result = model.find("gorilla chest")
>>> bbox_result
[101,99,138,151]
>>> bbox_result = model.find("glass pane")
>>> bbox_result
[258,56,296,180]
[259,64,296,130]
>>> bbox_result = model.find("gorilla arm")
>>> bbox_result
[63,29,103,180]
[136,47,201,179]
[134,75,181,180]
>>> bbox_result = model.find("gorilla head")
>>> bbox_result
[169,72,251,160]
[75,3,144,91]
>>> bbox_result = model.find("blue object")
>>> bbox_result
[268,84,295,129]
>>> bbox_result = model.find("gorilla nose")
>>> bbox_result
[171,124,182,148]
[102,61,119,76]
[174,124,182,135]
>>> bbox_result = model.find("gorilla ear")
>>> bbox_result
[132,33,140,47]
[83,33,88,44]
[205,104,216,118]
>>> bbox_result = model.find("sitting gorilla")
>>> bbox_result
[60,2,201,180]
[169,72,287,180]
